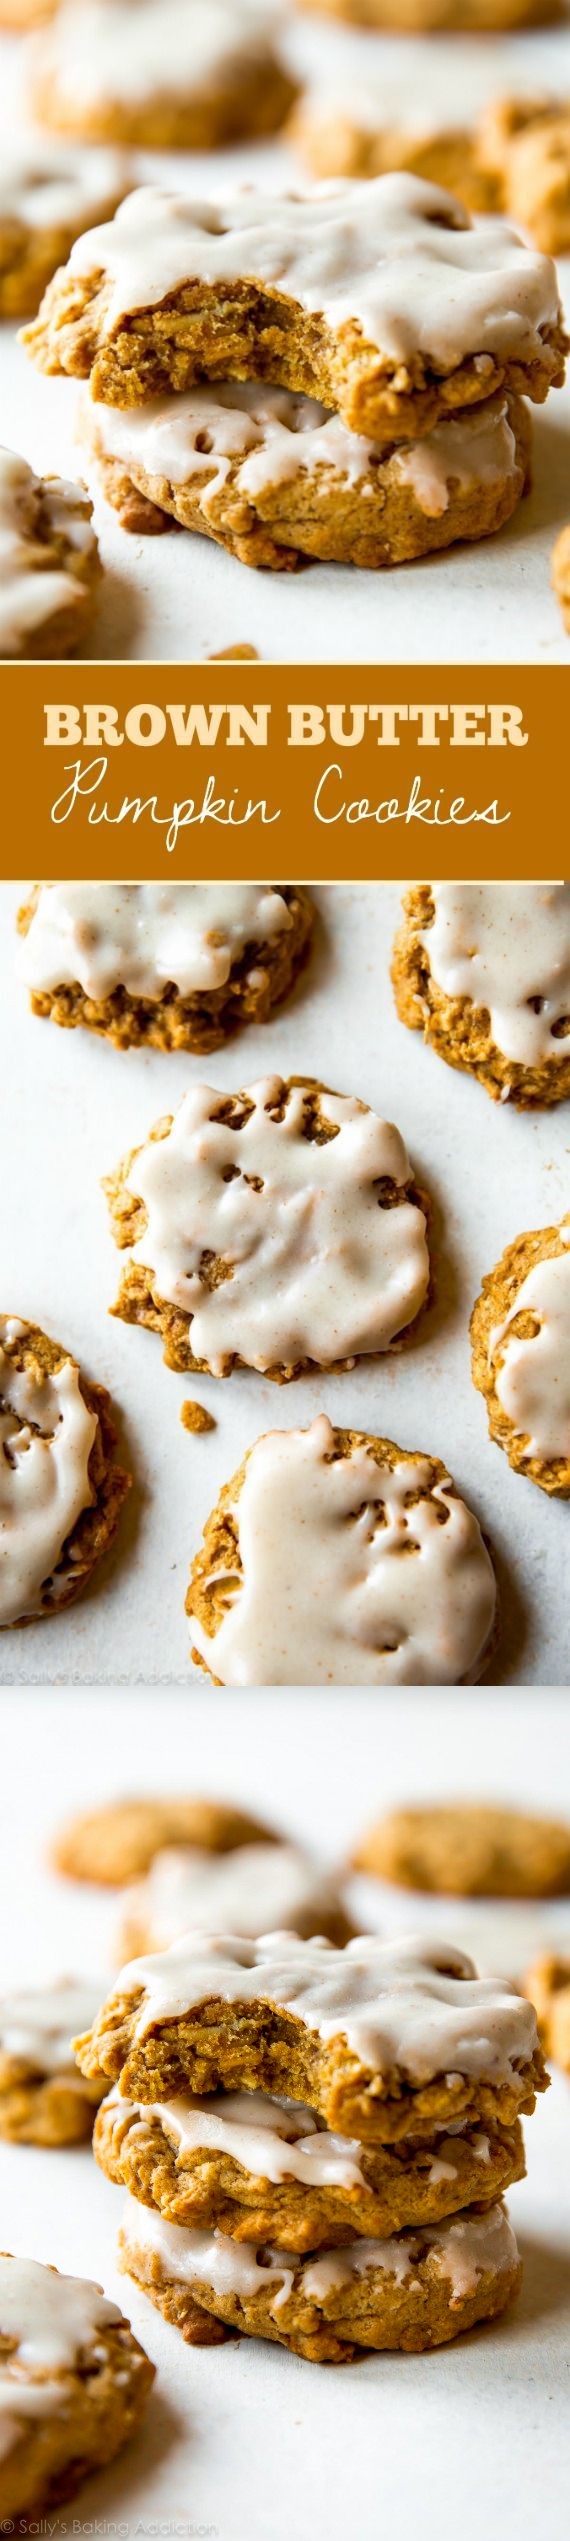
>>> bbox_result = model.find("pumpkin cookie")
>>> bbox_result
[477,97,570,256]
[17,883,312,1052]
[392,884,570,1106]
[96,2084,525,2249]
[117,1841,355,1959]
[0,1315,130,1628]
[118,2193,522,2362]
[525,1954,570,2072]
[470,1217,570,1494]
[29,0,297,151]
[290,96,495,210]
[0,448,99,659]
[186,1414,498,1686]
[0,1978,105,2145]
[0,2252,153,2521]
[53,1794,275,1884]
[79,383,530,570]
[353,1803,570,1897]
[0,142,129,320]
[22,177,565,443]
[105,1075,431,1381]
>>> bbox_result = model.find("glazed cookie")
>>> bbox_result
[80,384,530,571]
[0,1316,130,1627]
[392,884,570,1106]
[552,525,570,631]
[471,1217,570,1495]
[119,2193,522,2362]
[75,1930,546,2144]
[353,1804,570,1897]
[53,1794,275,1884]
[0,2252,154,2521]
[105,1075,431,1381]
[30,0,296,152]
[186,1413,498,1686]
[295,0,561,27]
[17,883,312,1052]
[0,1978,105,2145]
[117,1841,356,1958]
[478,97,570,256]
[0,142,129,320]
[23,177,565,443]
[96,2084,525,2250]
[525,1953,570,2072]
[0,448,99,660]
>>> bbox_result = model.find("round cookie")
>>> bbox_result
[119,2193,522,2361]
[117,1840,356,1958]
[186,1412,498,1686]
[0,449,99,660]
[105,1075,431,1382]
[392,883,570,1106]
[0,143,129,320]
[96,2083,525,2250]
[0,1978,106,2145]
[470,1217,570,1495]
[353,1803,570,1897]
[79,383,530,571]
[17,883,312,1052]
[0,1314,131,1628]
[525,1953,570,2073]
[0,2252,154,2520]
[290,95,496,210]
[29,0,297,151]
[53,1794,276,1884]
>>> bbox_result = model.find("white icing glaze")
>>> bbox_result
[394,398,517,518]
[119,1930,538,2085]
[420,884,570,1066]
[126,1076,429,1374]
[35,0,281,113]
[120,2193,518,2315]
[107,2084,366,2187]
[0,141,127,233]
[122,1840,348,1949]
[427,2201,518,2303]
[492,1235,570,1460]
[0,1977,104,2076]
[0,1322,97,1627]
[87,381,379,499]
[119,2194,296,2313]
[0,449,96,659]
[0,2254,122,2454]
[67,175,560,366]
[190,1413,496,1686]
[18,882,292,1000]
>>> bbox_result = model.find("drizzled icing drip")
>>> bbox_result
[0,2254,122,2457]
[105,2085,366,2188]
[18,883,292,1001]
[0,450,95,659]
[0,1321,97,1627]
[492,1234,570,1459]
[0,1978,105,2076]
[420,884,570,1066]
[123,1840,349,1949]
[0,142,127,233]
[394,400,517,517]
[120,2193,518,2315]
[125,1077,429,1373]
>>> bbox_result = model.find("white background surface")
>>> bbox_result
[1,1680,570,2541]
[1,11,569,659]
[2,877,569,1685]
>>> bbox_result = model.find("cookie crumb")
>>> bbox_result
[208,643,259,660]
[181,1398,216,1435]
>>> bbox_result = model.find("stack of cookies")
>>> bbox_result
[76,1930,547,2364]
[23,171,566,575]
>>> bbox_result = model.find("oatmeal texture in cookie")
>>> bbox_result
[30,0,297,151]
[75,1930,546,2144]
[0,1315,130,1627]
[0,1978,105,2145]
[525,1954,570,2073]
[0,448,99,659]
[96,2081,525,2249]
[186,1413,498,1686]
[353,1803,570,1897]
[117,1840,355,1960]
[0,2251,154,2519]
[18,882,312,1051]
[53,1794,275,1884]
[392,883,570,1105]
[23,177,565,442]
[0,143,129,320]
[80,382,530,569]
[119,2191,521,2361]
[106,1074,431,1380]
[471,1216,570,1494]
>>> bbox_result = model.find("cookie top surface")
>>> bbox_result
[0,140,127,231]
[417,883,570,1068]
[116,1930,538,2084]
[354,1801,570,1896]
[67,175,560,364]
[54,1794,274,1881]
[121,2190,519,2307]
[34,0,282,110]
[87,382,519,512]
[105,2083,367,2187]
[18,882,293,1001]
[124,1076,429,1372]
[0,449,96,658]
[0,1977,104,2075]
[190,1414,496,1685]
[0,2253,123,2449]
[492,1228,570,1459]
[122,1840,349,1947]
[0,1316,97,1627]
